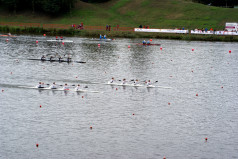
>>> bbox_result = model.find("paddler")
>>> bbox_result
[41,55,46,61]
[49,82,57,89]
[104,34,107,39]
[100,34,102,40]
[75,84,81,91]
[67,56,72,62]
[146,80,152,86]
[58,56,62,62]
[63,83,69,90]
[122,78,127,85]
[49,56,54,61]
[146,40,150,44]
[133,79,139,85]
[109,77,115,83]
[36,82,44,88]
[142,40,146,44]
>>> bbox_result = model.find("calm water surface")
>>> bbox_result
[0,34,238,159]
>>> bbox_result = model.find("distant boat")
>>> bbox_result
[46,39,73,43]
[0,35,16,37]
[90,38,113,42]
[136,43,161,46]
[28,58,86,63]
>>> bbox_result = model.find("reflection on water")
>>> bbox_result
[0,34,238,159]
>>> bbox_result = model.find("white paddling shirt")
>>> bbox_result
[37,84,44,88]
[109,80,114,83]
[63,85,69,90]
[133,81,139,85]
[75,86,80,91]
[49,84,57,89]
[146,82,152,86]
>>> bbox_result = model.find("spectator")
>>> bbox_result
[116,24,119,30]
[109,25,111,31]
[139,25,142,28]
[106,24,109,31]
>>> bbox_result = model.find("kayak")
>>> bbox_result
[90,38,113,42]
[46,39,73,43]
[0,35,16,37]
[28,59,86,63]
[18,86,101,93]
[136,43,161,46]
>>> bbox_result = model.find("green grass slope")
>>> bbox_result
[1,0,238,29]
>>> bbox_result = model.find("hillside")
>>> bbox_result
[1,0,238,29]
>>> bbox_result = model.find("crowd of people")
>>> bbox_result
[72,23,84,30]
[139,25,149,29]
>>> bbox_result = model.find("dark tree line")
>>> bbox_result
[81,0,110,3]
[0,0,76,15]
[193,0,238,7]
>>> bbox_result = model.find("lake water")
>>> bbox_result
[0,34,238,159]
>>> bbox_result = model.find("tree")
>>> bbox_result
[1,0,77,15]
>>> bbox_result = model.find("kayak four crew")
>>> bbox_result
[36,82,85,91]
[108,78,154,86]
[40,55,72,62]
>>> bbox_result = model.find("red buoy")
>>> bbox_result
[90,126,92,129]
[2,89,4,92]
[133,113,135,115]
[116,88,118,90]
[150,39,152,42]
[36,40,38,43]
[196,93,198,96]
[6,39,9,42]
[168,102,170,105]
[82,96,84,98]
[62,42,65,45]
[40,105,42,108]
[205,137,208,141]
[43,34,46,36]
[128,45,131,48]
[98,44,100,47]
[192,49,194,51]
[229,50,231,53]
[36,144,39,147]
[160,47,162,50]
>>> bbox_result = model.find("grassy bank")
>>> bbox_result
[1,25,238,42]
[1,0,238,30]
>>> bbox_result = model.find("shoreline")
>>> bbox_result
[1,25,238,42]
